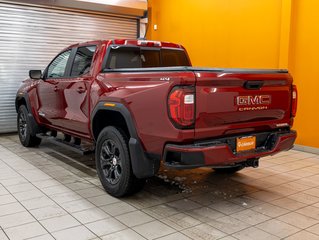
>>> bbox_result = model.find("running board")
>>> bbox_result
[37,134,94,155]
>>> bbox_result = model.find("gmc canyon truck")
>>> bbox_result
[16,39,298,197]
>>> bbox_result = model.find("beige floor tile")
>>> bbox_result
[208,215,251,234]
[86,218,126,236]
[229,195,265,208]
[101,201,136,217]
[307,223,319,235]
[50,191,83,204]
[76,187,105,198]
[30,204,68,220]
[6,182,37,194]
[230,209,270,225]
[73,208,110,224]
[87,194,120,207]
[142,204,179,219]
[66,181,93,191]
[133,220,176,240]
[101,229,145,240]
[284,230,319,240]
[182,223,226,240]
[52,225,96,240]
[41,185,73,196]
[0,194,16,205]
[304,187,319,197]
[166,199,201,211]
[156,232,191,240]
[0,185,9,196]
[13,189,45,202]
[248,190,282,202]
[209,200,245,215]
[32,179,61,189]
[0,211,35,229]
[188,207,225,222]
[40,214,81,232]
[296,205,319,220]
[251,203,289,218]
[160,213,201,231]
[0,229,9,240]
[20,196,55,210]
[232,226,280,240]
[4,222,48,240]
[288,192,319,205]
[27,234,55,240]
[256,219,300,238]
[116,210,154,227]
[0,202,25,216]
[278,212,318,229]
[270,197,307,211]
[60,199,96,213]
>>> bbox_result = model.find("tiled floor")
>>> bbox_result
[0,134,319,240]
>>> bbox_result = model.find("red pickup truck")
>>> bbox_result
[16,39,297,197]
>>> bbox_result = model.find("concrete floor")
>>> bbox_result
[0,134,319,240]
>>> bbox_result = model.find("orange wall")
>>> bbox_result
[147,0,319,148]
[148,0,284,68]
[288,0,319,148]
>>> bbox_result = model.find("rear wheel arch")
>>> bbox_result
[91,104,134,142]
[91,102,160,179]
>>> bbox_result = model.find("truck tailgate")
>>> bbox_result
[194,69,293,140]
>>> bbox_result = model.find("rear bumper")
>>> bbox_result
[163,130,297,169]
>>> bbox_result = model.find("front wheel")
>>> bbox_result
[17,105,41,147]
[95,126,145,197]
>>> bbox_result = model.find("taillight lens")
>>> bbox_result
[168,86,195,128]
[292,85,298,117]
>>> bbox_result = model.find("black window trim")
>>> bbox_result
[101,45,189,73]
[44,45,97,80]
[69,45,97,78]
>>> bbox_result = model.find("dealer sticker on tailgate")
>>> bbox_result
[236,136,256,152]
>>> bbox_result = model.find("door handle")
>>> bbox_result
[54,86,58,92]
[77,87,85,93]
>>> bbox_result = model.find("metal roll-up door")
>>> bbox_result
[0,2,138,133]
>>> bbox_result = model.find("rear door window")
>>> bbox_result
[71,45,96,76]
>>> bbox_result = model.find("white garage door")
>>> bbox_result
[0,2,138,133]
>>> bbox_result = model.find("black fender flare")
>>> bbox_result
[91,102,160,178]
[15,93,41,136]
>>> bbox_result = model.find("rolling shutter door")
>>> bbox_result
[0,2,138,133]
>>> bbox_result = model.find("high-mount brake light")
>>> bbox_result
[292,85,298,117]
[137,40,161,47]
[168,86,195,128]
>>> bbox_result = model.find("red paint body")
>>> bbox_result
[18,39,297,168]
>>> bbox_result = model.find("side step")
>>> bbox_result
[37,134,94,155]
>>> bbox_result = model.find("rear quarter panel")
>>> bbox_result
[91,71,196,154]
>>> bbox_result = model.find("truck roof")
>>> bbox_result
[67,39,184,50]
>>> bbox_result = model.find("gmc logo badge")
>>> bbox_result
[236,95,271,106]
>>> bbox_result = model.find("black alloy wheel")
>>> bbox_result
[17,105,41,147]
[95,126,145,197]
[100,139,122,185]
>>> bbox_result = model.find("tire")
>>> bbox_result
[95,126,145,197]
[213,165,244,174]
[17,105,42,147]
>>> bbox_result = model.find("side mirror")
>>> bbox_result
[29,70,42,80]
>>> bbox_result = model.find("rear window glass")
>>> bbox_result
[105,47,190,69]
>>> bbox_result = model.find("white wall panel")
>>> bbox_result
[0,2,137,133]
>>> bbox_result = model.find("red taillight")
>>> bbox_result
[292,85,298,117]
[168,86,195,128]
